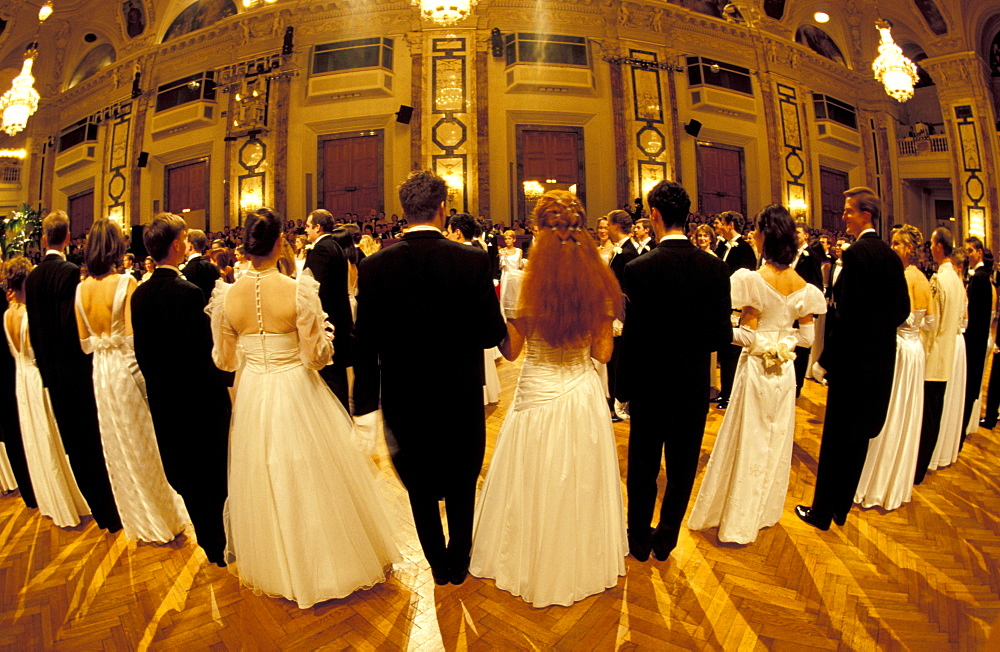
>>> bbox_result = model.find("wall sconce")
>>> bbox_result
[788,199,808,218]
[968,206,987,240]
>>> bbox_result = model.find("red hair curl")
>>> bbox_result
[519,190,623,348]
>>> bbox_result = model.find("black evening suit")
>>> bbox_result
[809,231,909,526]
[607,239,639,406]
[303,234,354,409]
[963,265,992,435]
[0,292,35,507]
[618,239,732,555]
[793,247,826,397]
[181,255,220,304]
[131,267,232,565]
[25,254,121,531]
[715,237,757,403]
[353,229,506,576]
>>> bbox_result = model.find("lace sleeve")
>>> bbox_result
[205,279,240,372]
[296,269,333,370]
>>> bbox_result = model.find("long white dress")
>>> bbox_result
[688,269,826,544]
[470,335,627,607]
[76,274,188,542]
[3,310,89,525]
[209,270,399,609]
[930,328,967,470]
[854,310,926,509]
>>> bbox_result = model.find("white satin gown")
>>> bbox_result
[209,270,399,609]
[76,274,188,542]
[688,269,826,544]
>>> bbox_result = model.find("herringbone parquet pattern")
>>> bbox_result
[2,356,998,650]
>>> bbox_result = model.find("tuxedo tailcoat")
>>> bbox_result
[25,254,121,530]
[0,292,35,507]
[607,238,640,409]
[182,255,220,304]
[792,246,826,396]
[715,235,757,402]
[810,231,909,524]
[618,239,732,552]
[303,234,354,408]
[963,264,992,433]
[131,267,232,564]
[353,229,505,573]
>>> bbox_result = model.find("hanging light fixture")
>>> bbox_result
[413,0,477,26]
[871,19,919,102]
[0,46,41,137]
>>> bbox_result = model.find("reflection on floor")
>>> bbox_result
[2,355,999,649]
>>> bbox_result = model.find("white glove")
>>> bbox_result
[732,325,755,348]
[796,322,815,348]
[612,318,624,338]
[811,362,826,383]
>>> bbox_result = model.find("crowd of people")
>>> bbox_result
[0,171,993,611]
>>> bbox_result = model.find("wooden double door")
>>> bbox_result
[320,133,382,216]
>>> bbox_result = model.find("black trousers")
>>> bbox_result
[407,478,478,573]
[915,380,947,484]
[808,383,872,526]
[47,376,122,531]
[627,398,708,551]
[962,338,988,436]
[319,362,350,414]
[607,335,622,411]
[793,346,810,398]
[983,351,1000,426]
[717,344,741,401]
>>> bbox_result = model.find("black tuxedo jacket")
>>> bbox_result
[716,236,757,274]
[609,238,639,285]
[794,247,825,291]
[353,229,506,488]
[182,255,220,304]
[965,265,992,362]
[819,231,909,438]
[304,235,354,367]
[24,254,90,384]
[618,240,732,405]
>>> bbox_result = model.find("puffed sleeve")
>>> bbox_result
[797,284,828,319]
[205,279,240,372]
[730,268,763,312]
[296,269,334,371]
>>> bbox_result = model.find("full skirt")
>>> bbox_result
[226,364,400,609]
[930,334,966,470]
[470,367,626,607]
[688,351,795,544]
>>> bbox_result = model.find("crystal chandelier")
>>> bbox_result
[871,19,918,103]
[413,0,477,26]
[0,49,41,137]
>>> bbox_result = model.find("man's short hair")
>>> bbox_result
[717,210,744,232]
[398,170,447,223]
[843,186,881,226]
[308,209,335,234]
[965,236,984,252]
[143,213,187,263]
[647,181,691,230]
[634,218,652,234]
[932,227,954,257]
[187,229,209,254]
[607,209,633,233]
[42,210,70,247]
[448,213,477,241]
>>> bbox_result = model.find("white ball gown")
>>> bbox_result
[470,334,627,608]
[688,269,826,544]
[854,311,926,509]
[3,309,89,525]
[208,270,399,609]
[76,274,187,541]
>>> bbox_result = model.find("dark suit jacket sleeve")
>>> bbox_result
[352,257,380,416]
[474,249,507,349]
[616,265,638,403]
[305,240,354,363]
[966,271,992,351]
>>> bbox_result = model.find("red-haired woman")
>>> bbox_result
[470,190,627,607]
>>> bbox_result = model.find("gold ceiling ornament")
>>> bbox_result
[413,0,477,26]
[871,19,919,103]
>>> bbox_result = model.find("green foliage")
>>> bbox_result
[2,204,42,259]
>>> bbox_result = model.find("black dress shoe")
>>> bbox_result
[627,529,652,562]
[716,399,728,410]
[611,412,623,423]
[832,511,847,527]
[431,565,451,586]
[980,417,997,429]
[651,539,674,562]
[795,505,830,531]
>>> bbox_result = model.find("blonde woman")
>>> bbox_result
[596,216,614,265]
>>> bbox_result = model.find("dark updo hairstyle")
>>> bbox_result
[84,218,126,277]
[330,227,359,265]
[243,207,283,257]
[754,204,797,266]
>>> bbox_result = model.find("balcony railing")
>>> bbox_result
[898,135,949,156]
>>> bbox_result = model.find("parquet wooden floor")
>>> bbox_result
[2,356,999,650]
